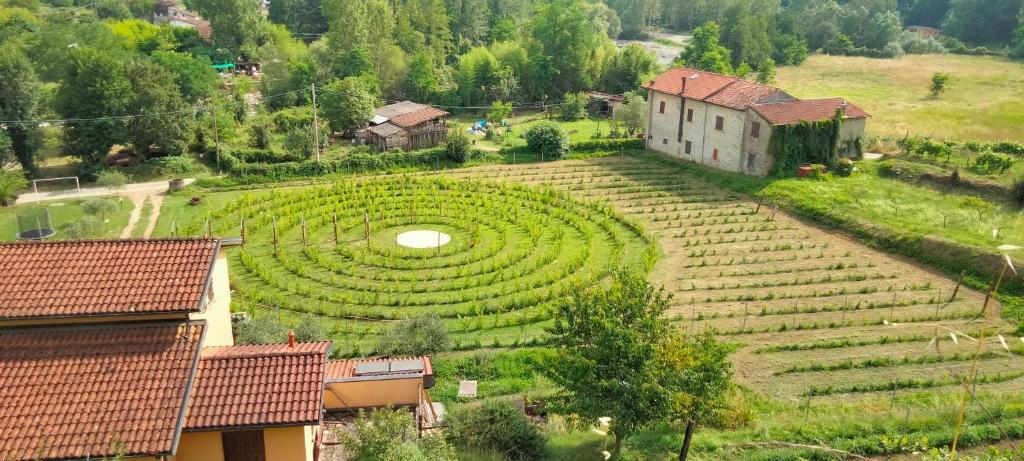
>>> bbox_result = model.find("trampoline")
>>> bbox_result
[16,208,56,240]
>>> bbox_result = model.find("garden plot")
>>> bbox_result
[446,156,1024,400]
[191,176,653,355]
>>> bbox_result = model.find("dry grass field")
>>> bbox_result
[776,54,1024,143]
[447,156,1024,403]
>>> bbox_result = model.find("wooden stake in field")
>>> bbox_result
[170,220,177,237]
[301,213,307,247]
[755,190,766,213]
[363,212,370,244]
[332,213,339,243]
[741,301,749,331]
[951,270,965,302]
[240,216,245,246]
[204,218,211,238]
[272,217,278,253]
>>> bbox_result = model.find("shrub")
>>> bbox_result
[81,197,119,221]
[149,155,202,176]
[1012,178,1024,207]
[560,92,587,121]
[447,400,546,461]
[96,169,129,193]
[283,127,319,159]
[247,115,274,149]
[0,169,28,206]
[341,407,456,461]
[833,158,854,177]
[971,151,1015,174]
[234,314,288,345]
[930,72,951,98]
[293,314,326,342]
[62,215,103,238]
[271,106,313,132]
[376,315,451,356]
[444,131,472,163]
[523,121,569,160]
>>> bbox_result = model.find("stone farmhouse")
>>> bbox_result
[359,101,450,151]
[0,238,438,461]
[642,67,869,176]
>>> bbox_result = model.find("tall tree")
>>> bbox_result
[405,0,454,63]
[943,0,1023,45]
[125,60,193,157]
[185,0,267,55]
[446,0,490,51]
[57,48,132,172]
[319,77,377,136]
[405,52,439,101]
[787,0,842,51]
[606,0,645,38]
[680,22,733,75]
[151,50,218,102]
[0,44,42,176]
[720,0,776,68]
[529,0,603,94]
[544,270,732,457]
[600,43,658,94]
[268,0,327,36]
[321,0,369,51]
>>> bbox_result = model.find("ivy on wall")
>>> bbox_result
[768,110,842,176]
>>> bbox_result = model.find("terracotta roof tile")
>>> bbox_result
[643,67,785,110]
[0,239,219,320]
[389,107,449,128]
[0,321,204,461]
[704,80,785,110]
[184,342,331,431]
[752,97,870,125]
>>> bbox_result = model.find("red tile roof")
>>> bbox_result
[184,342,331,431]
[642,67,785,110]
[389,107,449,128]
[0,238,220,320]
[704,79,786,110]
[0,321,205,461]
[752,97,870,125]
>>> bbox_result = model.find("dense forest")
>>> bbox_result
[1,0,1023,177]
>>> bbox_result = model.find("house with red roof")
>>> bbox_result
[0,238,331,461]
[642,67,869,176]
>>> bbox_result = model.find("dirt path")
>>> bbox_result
[142,194,164,238]
[119,194,148,238]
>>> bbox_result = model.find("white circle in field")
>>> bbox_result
[396,230,451,249]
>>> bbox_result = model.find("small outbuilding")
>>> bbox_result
[359,101,449,151]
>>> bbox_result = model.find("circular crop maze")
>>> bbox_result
[204,176,655,353]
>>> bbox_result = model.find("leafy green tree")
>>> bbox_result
[376,315,452,356]
[151,51,218,102]
[404,52,438,101]
[107,19,177,54]
[96,169,129,194]
[404,0,454,63]
[81,197,120,229]
[247,115,274,149]
[720,0,775,68]
[902,0,951,27]
[529,0,604,94]
[0,44,42,176]
[0,7,41,43]
[661,330,733,460]
[63,215,103,238]
[681,22,734,75]
[0,169,28,206]
[319,77,377,137]
[544,270,732,457]
[125,60,193,157]
[606,0,644,38]
[454,46,504,106]
[185,0,267,55]
[443,130,472,163]
[268,0,327,36]
[734,62,753,78]
[930,72,951,98]
[613,91,647,135]
[341,407,456,461]
[943,0,1023,45]
[235,314,289,345]
[959,195,995,220]
[523,121,569,160]
[446,0,490,51]
[600,43,658,94]
[839,2,902,50]
[756,58,776,84]
[447,401,546,460]
[487,100,512,122]
[561,92,588,121]
[321,0,369,51]
[57,48,132,171]
[787,0,842,51]
[293,314,326,342]
[283,126,324,159]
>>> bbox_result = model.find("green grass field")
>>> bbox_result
[777,54,1024,143]
[0,197,133,241]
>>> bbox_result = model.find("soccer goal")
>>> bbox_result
[31,176,80,195]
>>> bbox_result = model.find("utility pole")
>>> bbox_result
[211,100,221,171]
[311,83,321,162]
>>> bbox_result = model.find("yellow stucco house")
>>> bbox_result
[0,238,330,461]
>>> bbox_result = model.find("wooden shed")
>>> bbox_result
[361,101,449,151]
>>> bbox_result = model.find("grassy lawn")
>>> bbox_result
[0,197,134,241]
[776,54,1024,142]
[450,112,612,150]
